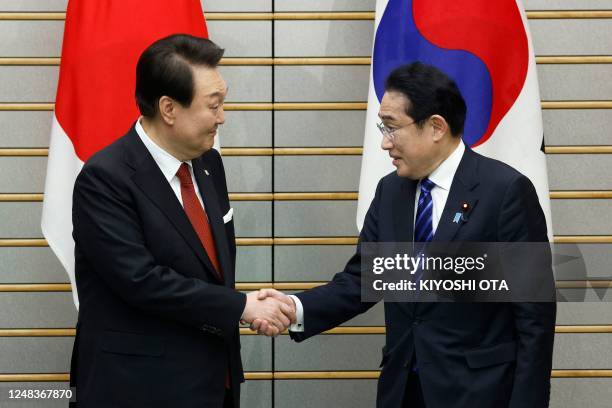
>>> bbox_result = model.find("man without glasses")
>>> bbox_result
[70,34,295,408]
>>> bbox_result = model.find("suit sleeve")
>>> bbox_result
[289,178,384,342]
[497,175,556,408]
[72,162,246,338]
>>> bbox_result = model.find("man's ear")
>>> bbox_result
[158,96,176,125]
[430,115,449,141]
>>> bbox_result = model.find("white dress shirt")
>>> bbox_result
[414,140,465,234]
[135,118,206,211]
[289,140,466,332]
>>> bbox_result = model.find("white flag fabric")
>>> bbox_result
[357,0,552,240]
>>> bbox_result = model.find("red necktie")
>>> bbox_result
[176,163,231,389]
[176,163,223,281]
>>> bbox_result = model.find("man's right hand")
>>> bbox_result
[249,289,297,336]
[241,291,296,337]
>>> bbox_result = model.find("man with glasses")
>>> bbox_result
[254,62,556,408]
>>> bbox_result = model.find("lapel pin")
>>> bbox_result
[453,212,461,224]
[204,169,210,176]
[460,201,470,222]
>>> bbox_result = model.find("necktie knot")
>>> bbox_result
[176,163,193,186]
[420,178,435,195]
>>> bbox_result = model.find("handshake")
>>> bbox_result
[240,289,296,337]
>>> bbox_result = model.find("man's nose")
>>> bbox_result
[216,106,225,124]
[381,136,393,150]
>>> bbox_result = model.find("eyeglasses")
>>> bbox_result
[377,121,416,143]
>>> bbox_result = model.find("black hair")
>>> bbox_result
[385,62,467,136]
[136,34,224,117]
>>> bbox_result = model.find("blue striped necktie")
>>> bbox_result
[414,178,436,243]
[411,178,436,372]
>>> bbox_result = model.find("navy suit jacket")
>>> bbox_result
[291,147,556,408]
[70,126,246,408]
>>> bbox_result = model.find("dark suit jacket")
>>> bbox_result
[70,126,246,408]
[290,147,556,408]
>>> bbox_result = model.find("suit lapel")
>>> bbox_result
[432,147,480,243]
[193,157,234,287]
[391,177,418,318]
[125,129,220,281]
[392,177,418,243]
[417,147,479,315]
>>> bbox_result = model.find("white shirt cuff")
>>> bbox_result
[288,295,304,332]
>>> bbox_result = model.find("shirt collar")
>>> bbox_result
[426,139,465,191]
[135,117,192,182]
